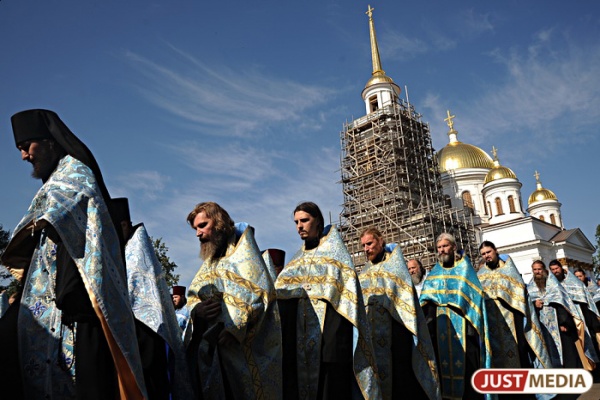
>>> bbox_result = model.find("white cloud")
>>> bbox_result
[123,46,336,138]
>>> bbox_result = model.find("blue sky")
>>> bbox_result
[1,1,599,287]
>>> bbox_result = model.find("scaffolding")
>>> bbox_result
[339,98,478,269]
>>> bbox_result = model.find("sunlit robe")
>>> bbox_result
[359,243,440,400]
[420,256,493,400]
[1,155,147,398]
[275,225,381,400]
[188,225,282,400]
[125,223,195,399]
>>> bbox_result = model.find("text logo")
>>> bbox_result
[471,369,593,394]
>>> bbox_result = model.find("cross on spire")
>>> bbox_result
[366,5,375,19]
[444,110,456,131]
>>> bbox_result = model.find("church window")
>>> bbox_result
[550,214,556,225]
[462,191,474,216]
[487,201,492,216]
[483,197,489,215]
[369,96,378,113]
[495,197,504,215]
[508,195,516,213]
[539,215,545,221]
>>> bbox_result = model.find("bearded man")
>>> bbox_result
[186,202,281,399]
[549,260,600,369]
[477,241,552,385]
[358,228,440,400]
[275,202,380,400]
[407,259,426,297]
[574,268,600,310]
[419,233,492,400]
[527,260,593,371]
[0,109,146,399]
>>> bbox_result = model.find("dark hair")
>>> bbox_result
[573,268,585,275]
[293,202,324,234]
[548,259,562,268]
[478,240,497,251]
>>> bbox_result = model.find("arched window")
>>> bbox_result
[495,197,504,215]
[487,201,492,216]
[483,197,489,215]
[462,191,474,216]
[550,214,556,225]
[508,195,516,213]
[539,215,545,221]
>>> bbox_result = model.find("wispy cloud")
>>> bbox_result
[424,29,600,162]
[123,45,336,138]
[459,9,494,37]
[114,170,170,200]
[132,144,343,285]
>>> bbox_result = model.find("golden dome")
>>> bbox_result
[437,141,494,173]
[437,110,494,173]
[484,147,517,183]
[528,171,558,205]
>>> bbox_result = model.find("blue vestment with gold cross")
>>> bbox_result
[478,257,552,370]
[188,225,282,400]
[275,225,381,400]
[420,256,493,400]
[359,244,440,400]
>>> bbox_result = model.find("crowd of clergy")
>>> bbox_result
[1,109,599,400]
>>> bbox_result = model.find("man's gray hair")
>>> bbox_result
[436,232,456,247]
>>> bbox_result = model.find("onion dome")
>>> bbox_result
[528,171,558,205]
[437,110,494,173]
[484,147,517,184]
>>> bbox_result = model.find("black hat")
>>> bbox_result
[110,198,131,223]
[11,109,54,144]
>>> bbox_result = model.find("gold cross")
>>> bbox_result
[534,170,540,182]
[366,5,374,18]
[491,146,498,159]
[444,110,455,131]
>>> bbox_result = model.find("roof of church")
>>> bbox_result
[528,171,558,205]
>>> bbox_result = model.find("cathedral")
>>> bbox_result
[339,5,596,280]
[437,114,596,281]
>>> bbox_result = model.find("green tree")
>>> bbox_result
[151,236,180,288]
[0,224,19,295]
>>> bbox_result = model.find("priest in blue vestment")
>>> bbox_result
[420,233,493,400]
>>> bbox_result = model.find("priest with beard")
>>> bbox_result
[420,233,492,400]
[477,242,553,400]
[407,259,426,298]
[527,260,594,372]
[358,228,440,400]
[549,260,600,370]
[0,109,147,399]
[186,202,282,399]
[574,268,600,311]
[275,202,380,400]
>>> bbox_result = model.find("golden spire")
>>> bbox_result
[363,5,397,90]
[367,5,384,77]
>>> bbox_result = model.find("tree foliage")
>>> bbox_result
[0,224,19,295]
[151,236,180,288]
